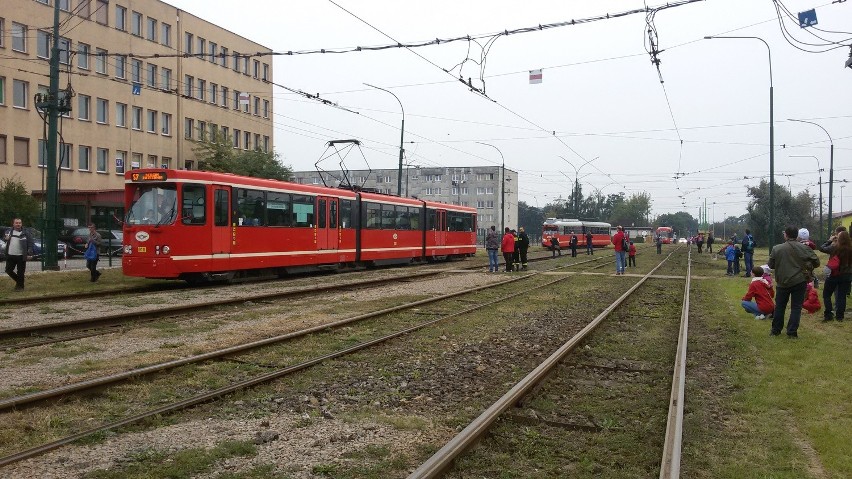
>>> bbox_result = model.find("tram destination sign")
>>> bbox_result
[131,171,168,182]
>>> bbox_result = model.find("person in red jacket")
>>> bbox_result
[501,227,515,272]
[611,226,627,275]
[628,241,637,267]
[741,265,775,319]
[802,281,821,314]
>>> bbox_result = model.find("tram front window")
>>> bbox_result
[127,185,177,225]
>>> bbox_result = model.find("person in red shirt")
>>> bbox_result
[741,265,775,319]
[628,241,637,267]
[501,227,515,272]
[802,281,821,314]
[611,226,627,275]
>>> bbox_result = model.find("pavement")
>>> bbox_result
[23,257,122,273]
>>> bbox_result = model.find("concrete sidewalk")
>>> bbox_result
[24,257,122,273]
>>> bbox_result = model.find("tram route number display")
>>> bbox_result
[131,172,168,182]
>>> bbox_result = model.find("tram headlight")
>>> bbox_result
[124,245,132,255]
[162,245,170,255]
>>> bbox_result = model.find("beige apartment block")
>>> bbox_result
[0,0,273,221]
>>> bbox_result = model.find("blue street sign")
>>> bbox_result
[132,83,141,95]
[115,158,124,169]
[798,9,818,28]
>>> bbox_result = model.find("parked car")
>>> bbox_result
[1,228,66,261]
[58,227,123,257]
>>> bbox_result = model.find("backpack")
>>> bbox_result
[746,235,755,252]
[622,237,630,252]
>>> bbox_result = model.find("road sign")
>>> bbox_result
[798,9,818,28]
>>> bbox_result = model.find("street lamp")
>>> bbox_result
[365,83,405,196]
[705,35,774,254]
[451,179,465,205]
[558,156,598,219]
[476,142,506,232]
[790,155,823,240]
[788,118,834,240]
[589,182,616,220]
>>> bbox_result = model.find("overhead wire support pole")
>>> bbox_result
[365,83,405,196]
[704,35,773,254]
[42,1,62,271]
[788,119,834,240]
[476,142,506,232]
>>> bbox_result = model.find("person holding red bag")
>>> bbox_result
[819,230,852,321]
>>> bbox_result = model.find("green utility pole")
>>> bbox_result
[41,2,62,270]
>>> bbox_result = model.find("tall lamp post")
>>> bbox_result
[558,156,598,218]
[790,155,823,239]
[451,179,465,205]
[788,119,833,240]
[365,83,405,196]
[476,142,506,232]
[705,35,774,253]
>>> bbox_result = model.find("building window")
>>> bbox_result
[263,100,269,118]
[14,137,29,165]
[0,135,6,164]
[198,121,206,140]
[58,0,71,11]
[243,131,250,150]
[161,157,171,169]
[197,37,206,59]
[0,18,4,49]
[233,90,240,110]
[146,17,157,42]
[95,98,108,123]
[146,63,157,87]
[263,136,269,153]
[184,32,193,55]
[220,47,228,67]
[116,150,126,174]
[77,94,90,120]
[147,154,157,168]
[0,77,5,106]
[232,52,240,72]
[131,106,142,130]
[13,80,28,109]
[221,87,228,107]
[161,112,171,135]
[254,134,261,151]
[185,118,194,139]
[233,129,240,148]
[221,126,229,141]
[253,60,260,79]
[78,145,91,171]
[131,152,142,169]
[115,5,126,31]
[116,102,127,127]
[210,83,218,104]
[161,23,171,46]
[96,148,108,173]
[161,67,171,90]
[262,63,269,81]
[184,75,193,97]
[95,48,107,74]
[253,97,259,116]
[209,42,217,63]
[58,37,70,64]
[243,56,249,75]
[131,11,142,36]
[77,43,90,70]
[11,23,26,52]
[184,160,194,171]
[78,0,90,18]
[131,59,142,83]
[146,109,157,133]
[115,55,126,79]
[95,0,107,25]
[37,30,50,58]
[197,78,205,101]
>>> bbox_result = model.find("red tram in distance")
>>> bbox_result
[541,218,612,249]
[656,226,674,244]
[122,169,477,282]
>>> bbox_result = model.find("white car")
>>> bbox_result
[677,237,688,244]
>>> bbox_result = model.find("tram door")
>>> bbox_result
[436,210,447,247]
[212,187,231,255]
[316,196,339,250]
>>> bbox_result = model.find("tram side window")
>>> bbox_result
[329,200,338,228]
[447,212,474,232]
[381,205,396,229]
[340,200,353,228]
[427,209,437,230]
[267,192,292,227]
[363,202,381,229]
[291,194,315,227]
[234,188,265,226]
[408,207,421,230]
[214,190,229,226]
[181,184,207,225]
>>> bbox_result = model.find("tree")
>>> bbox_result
[518,201,545,242]
[608,192,651,227]
[193,129,293,181]
[747,180,817,243]
[655,212,698,238]
[0,176,40,226]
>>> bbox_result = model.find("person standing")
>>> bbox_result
[819,230,852,321]
[697,233,704,254]
[550,236,561,257]
[612,226,627,275]
[656,233,662,254]
[586,231,594,255]
[501,227,515,272]
[85,223,103,282]
[769,226,820,338]
[511,229,521,271]
[517,226,530,270]
[4,218,34,291]
[742,229,756,277]
[485,225,500,273]
[724,241,737,276]
[628,241,637,267]
[707,232,715,254]
[569,232,578,257]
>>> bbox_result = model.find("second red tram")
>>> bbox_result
[656,226,674,244]
[541,218,612,249]
[122,169,477,281]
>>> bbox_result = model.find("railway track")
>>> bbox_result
[0,251,617,467]
[409,246,692,478]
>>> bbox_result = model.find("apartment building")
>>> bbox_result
[291,165,519,239]
[0,0,273,223]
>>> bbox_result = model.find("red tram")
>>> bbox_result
[541,218,612,249]
[122,169,477,281]
[656,226,674,244]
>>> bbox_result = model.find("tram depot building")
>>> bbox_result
[0,0,273,226]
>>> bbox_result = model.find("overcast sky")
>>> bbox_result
[167,0,851,220]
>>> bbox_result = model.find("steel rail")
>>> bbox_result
[659,246,692,478]
[407,247,680,478]
[0,259,586,466]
